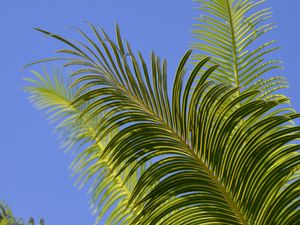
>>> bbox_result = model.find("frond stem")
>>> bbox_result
[226,0,241,92]
[53,91,132,204]
[70,104,132,198]
[111,78,248,224]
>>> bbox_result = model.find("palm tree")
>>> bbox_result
[25,0,300,224]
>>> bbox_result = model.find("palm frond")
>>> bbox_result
[27,24,300,224]
[24,70,141,225]
[193,0,289,102]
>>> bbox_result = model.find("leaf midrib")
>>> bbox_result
[225,0,241,92]
[111,76,249,224]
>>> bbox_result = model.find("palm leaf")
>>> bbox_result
[24,70,143,225]
[193,0,289,102]
[27,24,300,224]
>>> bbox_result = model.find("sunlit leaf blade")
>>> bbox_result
[193,0,290,103]
[24,70,142,225]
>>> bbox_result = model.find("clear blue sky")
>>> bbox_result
[0,1,299,224]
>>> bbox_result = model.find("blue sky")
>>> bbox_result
[0,1,300,224]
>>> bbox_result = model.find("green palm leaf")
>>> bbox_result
[26,24,300,224]
[24,70,143,225]
[193,0,289,102]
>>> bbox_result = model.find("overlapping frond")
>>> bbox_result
[193,0,289,102]
[24,71,141,225]
[26,25,300,224]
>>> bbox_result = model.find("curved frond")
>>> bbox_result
[24,70,141,225]
[27,24,300,224]
[193,0,289,102]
